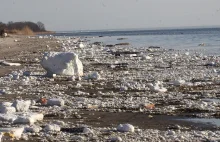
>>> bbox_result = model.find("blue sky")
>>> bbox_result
[0,0,220,31]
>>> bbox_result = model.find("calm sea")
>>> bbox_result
[53,28,220,55]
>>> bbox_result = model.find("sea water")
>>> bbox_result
[53,28,220,55]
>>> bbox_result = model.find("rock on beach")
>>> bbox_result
[117,124,135,132]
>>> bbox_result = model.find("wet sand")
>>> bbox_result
[0,35,59,76]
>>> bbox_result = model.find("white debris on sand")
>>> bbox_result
[0,106,16,114]
[0,60,21,66]
[169,79,186,86]
[44,124,61,132]
[47,98,65,106]
[25,125,42,133]
[147,81,167,93]
[84,72,101,80]
[41,52,83,76]
[117,124,135,132]
[12,100,31,112]
[77,42,85,48]
[83,127,93,134]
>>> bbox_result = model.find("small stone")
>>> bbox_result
[117,124,134,132]
[167,130,176,135]
[68,76,75,81]
[23,71,31,76]
[44,124,61,132]
[83,127,93,134]
[109,136,123,142]
[52,120,66,126]
[25,125,42,133]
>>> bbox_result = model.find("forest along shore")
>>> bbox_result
[1,35,220,141]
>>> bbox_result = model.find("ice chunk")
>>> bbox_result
[25,125,42,133]
[13,113,44,125]
[44,124,61,132]
[0,127,24,139]
[83,127,93,134]
[41,52,83,76]
[84,72,101,80]
[0,106,16,114]
[0,114,17,122]
[12,100,31,112]
[117,124,135,132]
[47,98,65,106]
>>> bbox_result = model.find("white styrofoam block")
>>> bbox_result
[41,52,83,76]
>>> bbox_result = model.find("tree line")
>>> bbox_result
[0,21,46,32]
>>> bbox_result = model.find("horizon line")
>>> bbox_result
[55,25,220,33]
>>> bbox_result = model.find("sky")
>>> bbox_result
[0,0,220,31]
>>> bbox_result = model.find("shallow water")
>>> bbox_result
[88,34,220,55]
[183,118,220,127]
[53,28,220,55]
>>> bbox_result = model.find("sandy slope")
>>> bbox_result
[0,35,59,77]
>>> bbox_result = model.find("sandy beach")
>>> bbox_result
[1,34,220,141]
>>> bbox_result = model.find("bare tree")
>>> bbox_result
[0,21,47,32]
[37,21,45,31]
[0,22,6,30]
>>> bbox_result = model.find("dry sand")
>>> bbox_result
[0,35,59,77]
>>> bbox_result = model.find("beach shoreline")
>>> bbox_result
[1,34,220,141]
